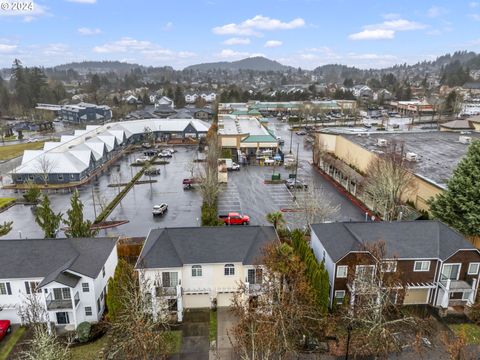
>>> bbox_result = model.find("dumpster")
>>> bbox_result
[272,173,281,181]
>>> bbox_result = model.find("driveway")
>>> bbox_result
[176,309,210,360]
[215,308,237,360]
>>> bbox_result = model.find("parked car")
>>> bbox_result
[136,156,151,163]
[145,168,161,176]
[219,212,250,225]
[152,203,168,216]
[230,162,240,171]
[296,130,307,135]
[286,178,308,190]
[142,142,153,149]
[164,148,177,153]
[158,150,173,158]
[0,320,11,342]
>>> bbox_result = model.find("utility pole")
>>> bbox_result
[289,129,293,154]
[91,186,97,220]
[294,143,299,180]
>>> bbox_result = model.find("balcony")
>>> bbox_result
[46,291,79,310]
[156,286,177,296]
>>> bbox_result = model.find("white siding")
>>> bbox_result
[0,278,43,323]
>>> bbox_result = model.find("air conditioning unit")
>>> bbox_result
[405,152,418,162]
[377,138,387,147]
[459,136,472,144]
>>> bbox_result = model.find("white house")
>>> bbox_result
[155,96,174,109]
[135,226,277,321]
[200,93,217,103]
[185,93,199,104]
[0,237,118,330]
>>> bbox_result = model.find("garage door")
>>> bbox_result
[217,293,234,307]
[183,294,211,309]
[403,289,429,305]
[0,309,20,323]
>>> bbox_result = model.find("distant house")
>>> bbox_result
[185,93,199,104]
[135,226,278,321]
[155,96,174,109]
[56,102,112,124]
[123,95,140,105]
[352,85,373,100]
[200,93,217,103]
[374,89,393,102]
[193,108,214,121]
[0,237,118,329]
[310,221,480,312]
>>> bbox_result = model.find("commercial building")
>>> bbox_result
[135,226,277,322]
[310,221,480,313]
[315,129,480,212]
[36,103,112,124]
[0,237,118,329]
[11,118,210,185]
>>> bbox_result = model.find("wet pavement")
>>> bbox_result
[0,118,365,239]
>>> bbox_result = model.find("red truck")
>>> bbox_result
[219,212,250,225]
[0,320,11,342]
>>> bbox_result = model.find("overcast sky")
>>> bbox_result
[1,0,479,69]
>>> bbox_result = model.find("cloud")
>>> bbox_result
[427,6,446,18]
[264,40,282,48]
[349,29,395,40]
[0,1,49,21]
[0,43,17,53]
[67,0,97,3]
[217,49,250,58]
[470,2,479,8]
[163,22,173,31]
[92,37,196,63]
[469,13,480,21]
[223,37,251,45]
[213,15,305,37]
[78,27,101,36]
[347,53,397,61]
[349,18,426,40]
[382,13,401,20]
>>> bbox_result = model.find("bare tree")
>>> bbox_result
[294,182,340,229]
[17,291,48,326]
[199,126,220,208]
[230,242,326,359]
[341,241,420,357]
[35,155,57,186]
[364,140,417,221]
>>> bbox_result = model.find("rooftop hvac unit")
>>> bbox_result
[377,138,388,147]
[459,136,472,144]
[405,152,418,162]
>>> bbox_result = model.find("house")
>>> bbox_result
[135,226,278,321]
[374,89,393,102]
[193,108,214,121]
[35,103,112,124]
[155,96,174,109]
[0,237,118,329]
[123,95,140,105]
[200,93,217,103]
[185,93,199,104]
[352,85,373,100]
[310,221,480,313]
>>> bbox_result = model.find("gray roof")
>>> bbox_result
[310,221,478,262]
[136,226,278,269]
[0,237,117,286]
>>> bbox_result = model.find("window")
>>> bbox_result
[414,261,431,272]
[62,288,71,299]
[82,283,90,292]
[381,261,397,273]
[247,268,263,284]
[102,266,106,278]
[97,298,101,313]
[191,265,202,277]
[0,282,12,295]
[462,291,472,301]
[334,290,346,305]
[224,264,235,276]
[162,272,179,287]
[56,312,69,325]
[57,174,63,180]
[336,266,348,278]
[100,290,104,301]
[356,265,375,281]
[70,174,75,179]
[24,281,40,294]
[85,306,92,316]
[28,174,34,180]
[468,263,480,275]
[441,264,461,281]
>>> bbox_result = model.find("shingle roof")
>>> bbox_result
[135,226,278,269]
[0,237,117,285]
[310,221,477,262]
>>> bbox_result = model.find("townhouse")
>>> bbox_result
[310,221,480,313]
[0,237,118,329]
[135,226,277,321]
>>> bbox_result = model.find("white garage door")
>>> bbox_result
[0,308,20,323]
[217,293,234,307]
[183,294,211,309]
[403,289,429,305]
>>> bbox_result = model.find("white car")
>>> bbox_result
[152,203,168,216]
[136,156,150,163]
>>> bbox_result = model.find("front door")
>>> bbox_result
[56,312,70,325]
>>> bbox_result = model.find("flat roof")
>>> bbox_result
[342,130,480,188]
[219,117,273,137]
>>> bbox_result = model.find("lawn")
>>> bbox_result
[0,141,45,161]
[70,336,109,360]
[0,197,15,210]
[209,310,217,342]
[450,323,480,344]
[0,326,27,360]
[169,330,182,353]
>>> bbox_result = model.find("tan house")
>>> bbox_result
[135,226,277,322]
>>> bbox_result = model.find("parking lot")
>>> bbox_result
[1,120,365,239]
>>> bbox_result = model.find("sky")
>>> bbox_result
[0,0,479,70]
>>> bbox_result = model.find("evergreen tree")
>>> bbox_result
[429,140,480,236]
[34,194,63,238]
[174,86,185,108]
[106,259,136,321]
[64,190,97,238]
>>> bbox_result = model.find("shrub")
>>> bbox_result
[201,203,222,226]
[23,184,41,203]
[76,321,91,343]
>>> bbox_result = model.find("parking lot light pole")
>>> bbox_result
[289,129,293,154]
